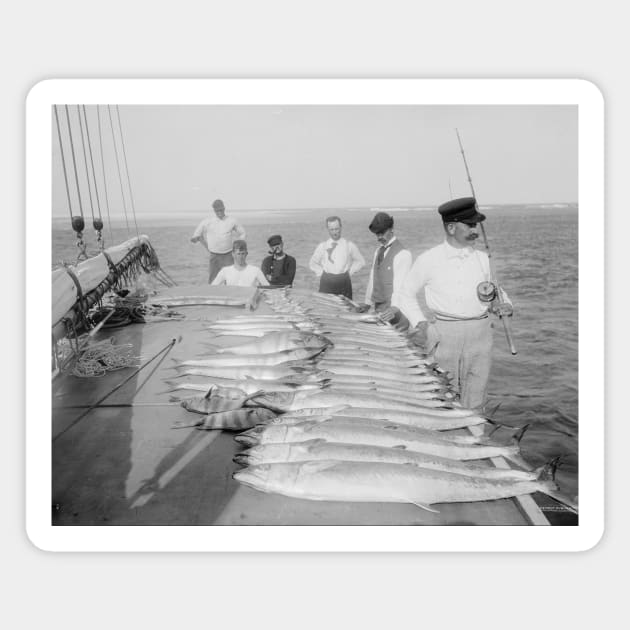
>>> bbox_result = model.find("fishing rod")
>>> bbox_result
[455,128,517,356]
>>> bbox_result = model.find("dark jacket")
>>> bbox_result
[261,254,296,287]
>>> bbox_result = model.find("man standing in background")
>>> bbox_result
[363,211,412,329]
[309,216,365,299]
[261,234,296,287]
[190,199,246,283]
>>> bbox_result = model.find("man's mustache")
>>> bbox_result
[466,233,478,240]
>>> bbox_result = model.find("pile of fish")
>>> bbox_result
[164,288,577,515]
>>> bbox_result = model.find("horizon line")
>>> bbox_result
[52,201,578,219]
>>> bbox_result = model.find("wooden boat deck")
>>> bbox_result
[52,285,550,526]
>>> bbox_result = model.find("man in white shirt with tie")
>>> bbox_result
[191,199,246,283]
[398,198,513,410]
[309,216,365,299]
[363,212,412,329]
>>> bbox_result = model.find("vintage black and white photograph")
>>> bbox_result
[30,79,599,549]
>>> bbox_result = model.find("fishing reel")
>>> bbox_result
[476,281,497,303]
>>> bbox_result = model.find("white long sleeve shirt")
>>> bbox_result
[309,237,365,277]
[364,237,412,307]
[191,215,246,254]
[398,240,510,327]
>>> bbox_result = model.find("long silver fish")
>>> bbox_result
[172,365,323,381]
[290,391,452,411]
[172,346,325,368]
[331,407,485,430]
[234,439,538,481]
[316,358,433,376]
[313,365,445,386]
[259,416,484,444]
[320,353,431,370]
[161,378,326,395]
[269,408,484,431]
[244,390,450,413]
[207,332,332,355]
[235,420,531,466]
[326,381,448,397]
[233,459,577,513]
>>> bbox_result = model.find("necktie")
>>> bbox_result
[326,241,338,263]
[376,245,387,265]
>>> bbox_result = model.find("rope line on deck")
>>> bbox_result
[53,337,179,443]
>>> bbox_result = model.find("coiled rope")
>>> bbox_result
[70,337,138,378]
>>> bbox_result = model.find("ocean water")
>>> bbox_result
[52,205,579,515]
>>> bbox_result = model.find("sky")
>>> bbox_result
[51,104,577,218]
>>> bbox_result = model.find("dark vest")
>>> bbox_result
[371,239,405,305]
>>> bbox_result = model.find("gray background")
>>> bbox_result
[6,1,621,629]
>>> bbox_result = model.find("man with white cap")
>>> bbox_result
[398,197,513,410]
[191,199,246,283]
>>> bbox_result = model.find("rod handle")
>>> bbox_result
[499,313,518,355]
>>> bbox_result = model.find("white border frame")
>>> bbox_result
[27,79,603,552]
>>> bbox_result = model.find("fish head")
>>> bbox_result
[234,425,266,447]
[237,443,293,465]
[235,424,288,445]
[233,464,273,489]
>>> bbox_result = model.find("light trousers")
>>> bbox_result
[426,317,493,411]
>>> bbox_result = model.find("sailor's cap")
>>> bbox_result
[438,197,486,224]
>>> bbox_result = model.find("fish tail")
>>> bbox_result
[513,423,530,444]
[483,402,502,420]
[535,458,579,514]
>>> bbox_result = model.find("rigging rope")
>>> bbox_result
[53,105,74,221]
[116,105,140,238]
[81,105,105,250]
[107,104,131,237]
[63,105,88,262]
[76,104,95,222]
[64,105,84,219]
[96,105,114,245]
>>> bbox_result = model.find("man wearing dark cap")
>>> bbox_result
[191,199,246,283]
[362,212,412,328]
[398,197,513,410]
[261,234,296,288]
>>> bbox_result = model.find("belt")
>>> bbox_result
[433,311,489,322]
